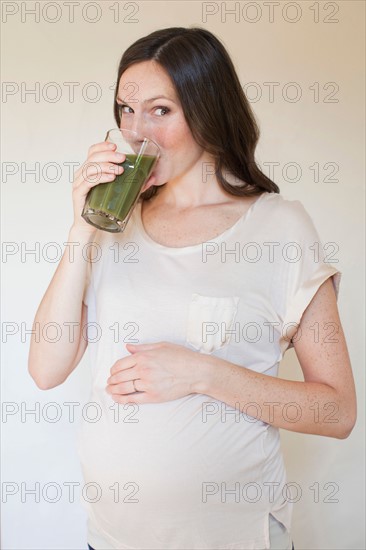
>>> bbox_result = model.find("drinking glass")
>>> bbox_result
[82,128,160,232]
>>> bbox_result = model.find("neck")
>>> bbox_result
[154,158,235,210]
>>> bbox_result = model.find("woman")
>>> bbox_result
[28,27,356,550]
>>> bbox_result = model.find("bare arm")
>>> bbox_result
[28,140,126,389]
[194,277,357,438]
[28,228,93,389]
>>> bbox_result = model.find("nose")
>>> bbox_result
[120,112,146,141]
[131,119,144,142]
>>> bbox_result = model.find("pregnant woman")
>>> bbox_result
[28,27,356,550]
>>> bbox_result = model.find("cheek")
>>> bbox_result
[153,120,193,152]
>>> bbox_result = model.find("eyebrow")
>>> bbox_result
[116,95,175,104]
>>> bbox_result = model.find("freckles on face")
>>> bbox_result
[117,61,204,181]
[156,118,194,154]
[117,61,195,149]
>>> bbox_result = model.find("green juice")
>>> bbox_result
[83,153,157,232]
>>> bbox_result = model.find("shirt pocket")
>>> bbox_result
[185,293,240,354]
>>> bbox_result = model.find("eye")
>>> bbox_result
[154,106,170,116]
[117,103,134,114]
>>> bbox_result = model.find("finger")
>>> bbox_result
[88,151,126,165]
[110,355,137,375]
[73,168,111,191]
[106,380,137,395]
[75,161,123,184]
[126,342,162,353]
[107,367,137,385]
[87,141,117,156]
[72,171,117,195]
[73,151,125,187]
[73,143,120,180]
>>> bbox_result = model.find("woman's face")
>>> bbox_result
[116,60,205,189]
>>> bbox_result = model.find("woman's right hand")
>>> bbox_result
[70,141,126,235]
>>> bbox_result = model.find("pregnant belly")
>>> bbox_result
[77,393,271,548]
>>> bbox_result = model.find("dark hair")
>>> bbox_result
[113,27,280,201]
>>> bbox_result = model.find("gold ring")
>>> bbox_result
[132,379,137,392]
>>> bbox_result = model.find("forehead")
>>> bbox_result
[118,61,177,100]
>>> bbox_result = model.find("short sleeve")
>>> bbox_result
[280,200,342,352]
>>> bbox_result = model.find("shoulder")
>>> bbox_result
[262,192,317,235]
[263,192,309,217]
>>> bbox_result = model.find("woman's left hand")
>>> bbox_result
[105,342,205,404]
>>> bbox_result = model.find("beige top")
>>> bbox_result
[78,191,341,549]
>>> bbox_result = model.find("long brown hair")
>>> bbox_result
[113,27,280,200]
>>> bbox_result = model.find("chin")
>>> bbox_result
[154,179,168,187]
[151,170,169,187]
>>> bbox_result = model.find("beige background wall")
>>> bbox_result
[1,1,364,548]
